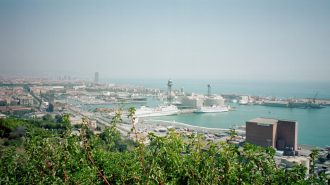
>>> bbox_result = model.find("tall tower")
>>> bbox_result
[94,72,99,84]
[167,79,173,104]
[207,84,211,97]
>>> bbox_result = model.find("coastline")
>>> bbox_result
[142,119,245,134]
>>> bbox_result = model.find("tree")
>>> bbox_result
[42,114,53,121]
[309,149,319,175]
[55,114,63,123]
[1,113,329,184]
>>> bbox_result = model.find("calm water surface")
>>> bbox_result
[83,101,330,147]
[152,104,330,147]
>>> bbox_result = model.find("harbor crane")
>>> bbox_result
[207,84,211,97]
[167,79,173,104]
[312,92,318,104]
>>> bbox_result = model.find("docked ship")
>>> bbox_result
[130,94,148,102]
[135,105,180,117]
[195,105,230,113]
[262,100,325,109]
[262,100,289,108]
[288,102,325,109]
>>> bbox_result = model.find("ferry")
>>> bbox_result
[195,105,230,113]
[135,105,180,117]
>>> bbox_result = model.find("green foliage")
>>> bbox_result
[0,118,23,132]
[0,100,6,106]
[33,114,72,132]
[0,110,329,184]
[42,114,53,121]
[127,107,136,119]
[54,114,63,123]
[309,149,319,175]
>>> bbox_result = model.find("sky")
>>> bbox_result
[0,0,330,82]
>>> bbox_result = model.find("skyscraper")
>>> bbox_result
[94,72,99,84]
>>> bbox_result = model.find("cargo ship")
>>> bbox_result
[288,102,325,109]
[261,100,325,109]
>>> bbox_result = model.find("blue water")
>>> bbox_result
[96,79,330,147]
[154,104,330,147]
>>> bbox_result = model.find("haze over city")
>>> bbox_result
[1,0,330,82]
[1,1,330,183]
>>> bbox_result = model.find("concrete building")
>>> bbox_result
[18,95,34,106]
[246,118,298,152]
[94,72,99,84]
[203,96,225,107]
[276,120,298,151]
[239,95,249,105]
[73,85,86,90]
[280,156,310,175]
[69,115,83,125]
[180,95,204,108]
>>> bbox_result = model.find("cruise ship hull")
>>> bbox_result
[135,111,179,117]
[135,105,180,118]
[195,106,229,113]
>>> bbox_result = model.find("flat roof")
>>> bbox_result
[247,118,278,125]
[247,117,297,125]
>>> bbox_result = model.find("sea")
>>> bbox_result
[94,79,330,147]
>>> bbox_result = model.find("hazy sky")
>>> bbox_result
[0,0,329,81]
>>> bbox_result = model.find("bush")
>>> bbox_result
[0,117,329,184]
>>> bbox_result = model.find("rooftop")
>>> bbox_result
[247,118,297,126]
[0,113,6,118]
[247,118,278,125]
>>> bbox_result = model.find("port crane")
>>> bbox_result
[207,84,211,97]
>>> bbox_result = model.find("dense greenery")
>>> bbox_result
[0,112,329,184]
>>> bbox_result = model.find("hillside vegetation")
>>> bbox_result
[0,112,329,184]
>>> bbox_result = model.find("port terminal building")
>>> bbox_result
[246,118,298,153]
[178,94,225,109]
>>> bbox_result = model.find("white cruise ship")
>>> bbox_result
[135,105,180,117]
[195,105,230,113]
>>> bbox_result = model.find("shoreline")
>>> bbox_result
[136,118,326,148]
[136,118,246,136]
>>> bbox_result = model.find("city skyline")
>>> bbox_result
[0,0,330,82]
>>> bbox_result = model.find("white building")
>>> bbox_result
[73,85,86,90]
[180,95,204,108]
[89,120,97,130]
[203,96,225,107]
[18,95,34,106]
[280,156,310,175]
[239,95,249,105]
[0,113,7,118]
